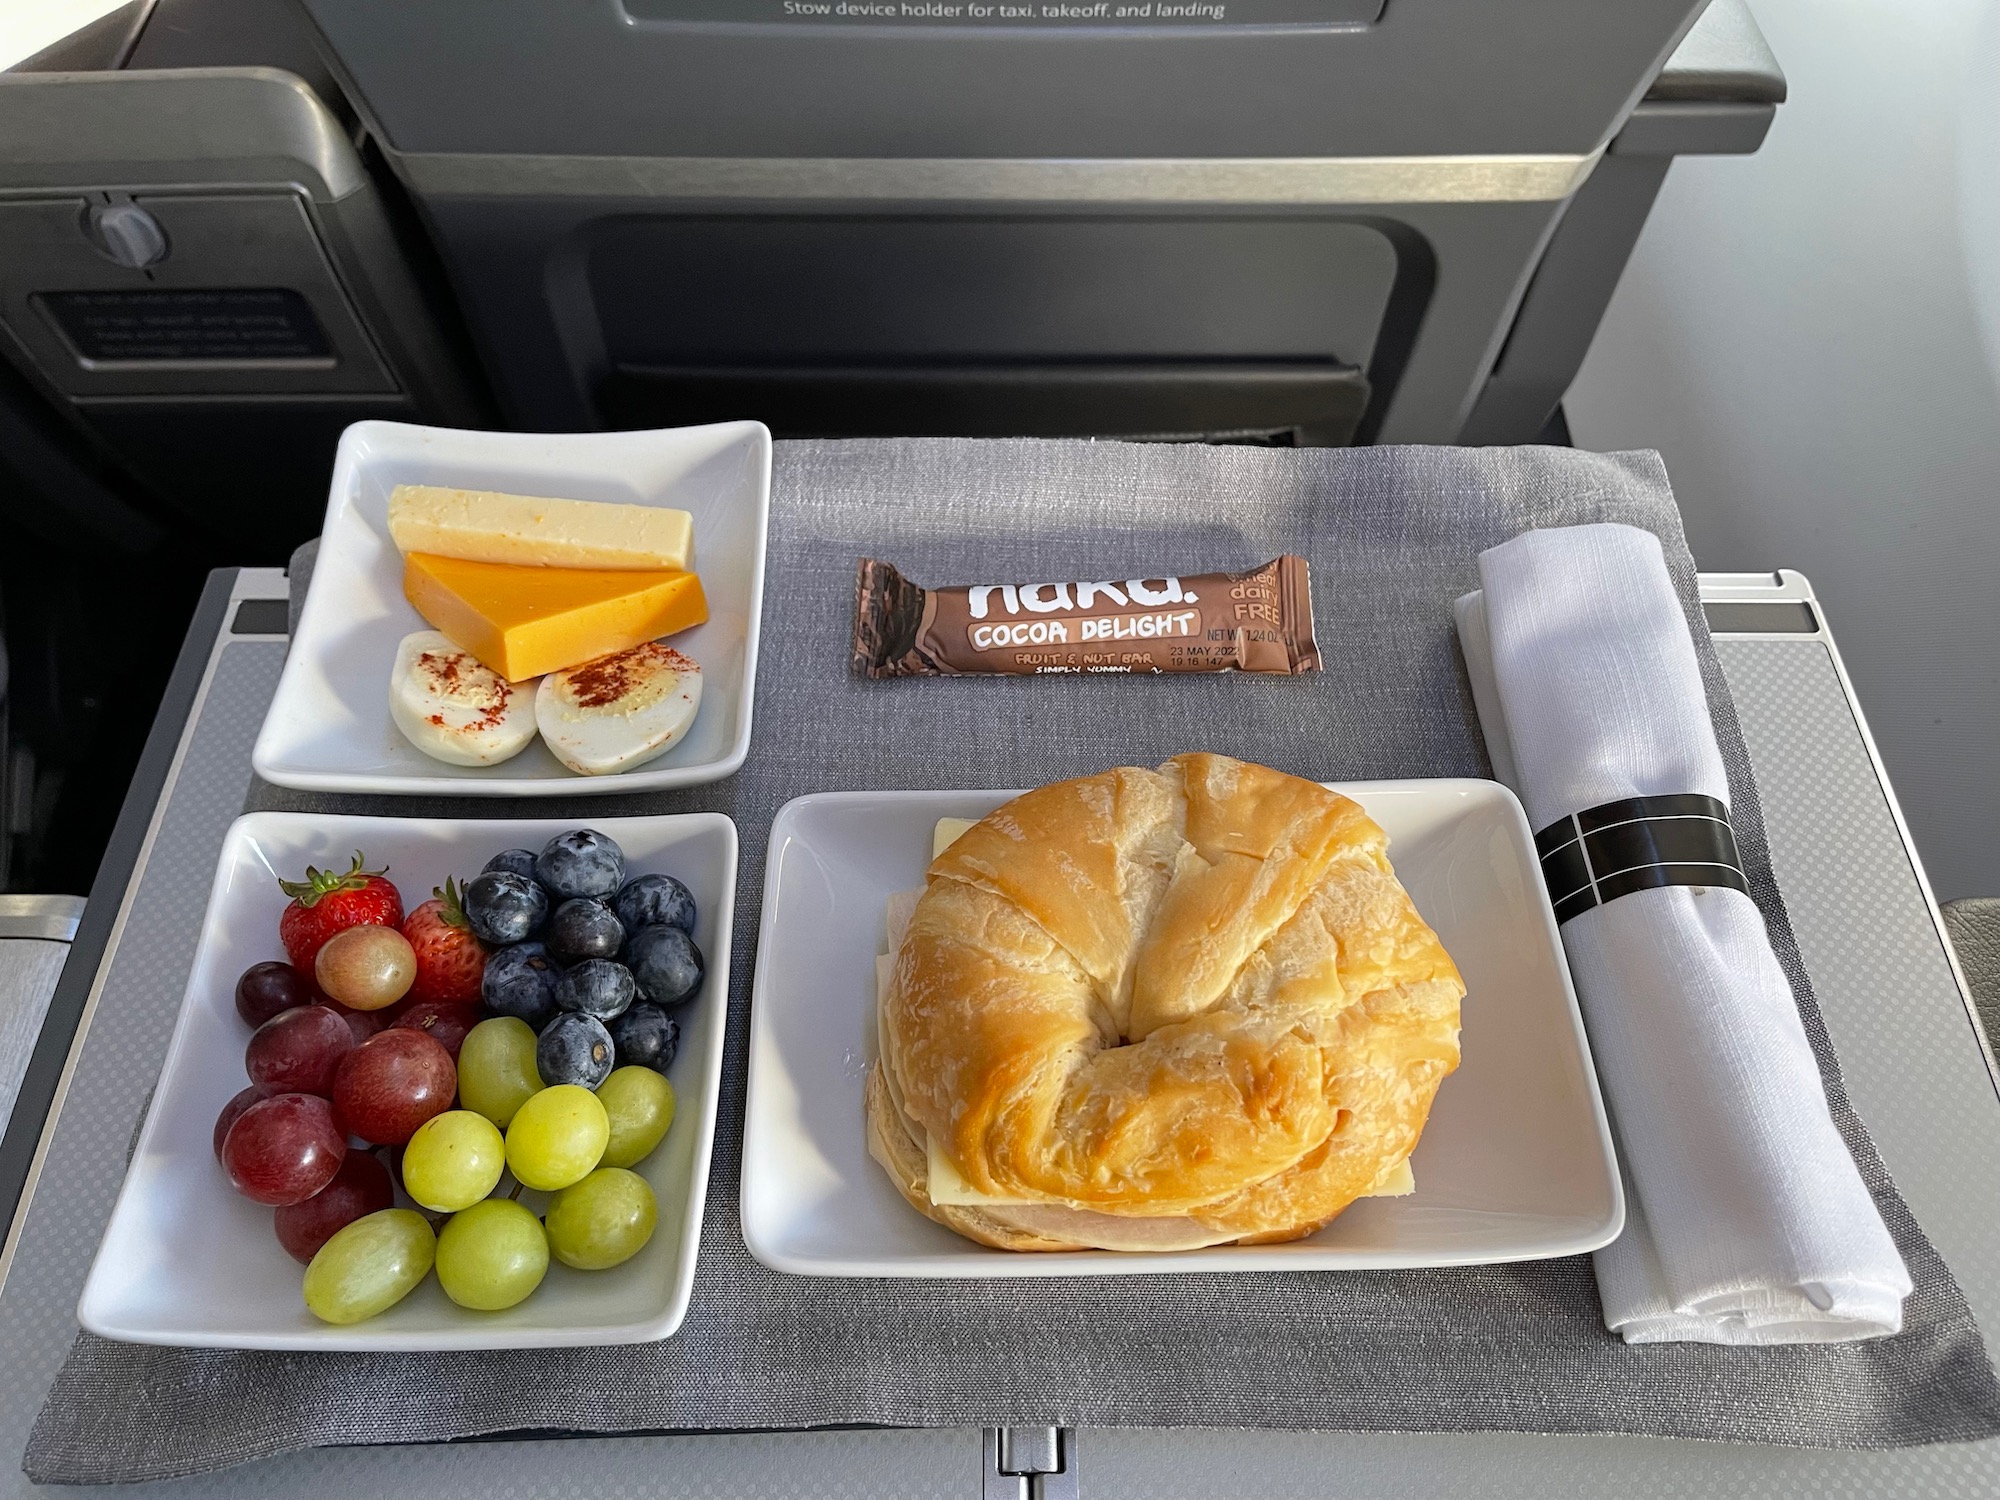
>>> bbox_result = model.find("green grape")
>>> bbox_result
[402,1110,506,1212]
[597,1066,676,1169]
[545,1167,658,1270]
[504,1083,608,1192]
[458,1016,544,1128]
[302,1208,435,1325]
[435,1198,549,1311]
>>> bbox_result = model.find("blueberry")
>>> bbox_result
[626,924,704,1008]
[481,942,559,1030]
[535,829,625,902]
[555,957,636,1020]
[547,898,624,962]
[463,870,548,945]
[613,874,697,936]
[482,847,539,884]
[537,1012,614,1090]
[609,1003,679,1073]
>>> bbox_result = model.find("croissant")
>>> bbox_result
[867,752,1465,1252]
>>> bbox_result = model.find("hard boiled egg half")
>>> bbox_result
[536,642,702,775]
[388,630,538,766]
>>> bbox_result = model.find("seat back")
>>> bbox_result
[295,0,1706,445]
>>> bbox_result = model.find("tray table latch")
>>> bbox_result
[983,1427,1079,1500]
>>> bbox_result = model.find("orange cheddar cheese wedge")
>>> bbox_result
[403,553,708,682]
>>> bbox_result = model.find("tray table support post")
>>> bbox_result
[984,1427,1079,1500]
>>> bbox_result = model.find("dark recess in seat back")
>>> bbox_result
[588,214,1396,443]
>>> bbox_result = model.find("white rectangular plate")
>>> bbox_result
[743,779,1621,1277]
[79,811,735,1349]
[252,419,770,795]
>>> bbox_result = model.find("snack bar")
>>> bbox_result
[853,557,1321,677]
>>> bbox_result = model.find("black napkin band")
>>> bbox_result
[1534,793,1747,925]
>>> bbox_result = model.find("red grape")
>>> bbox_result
[329,1001,386,1046]
[315,924,416,1011]
[245,1005,354,1096]
[332,1028,456,1145]
[273,1150,394,1263]
[390,1000,478,1060]
[212,1083,274,1161]
[220,1092,346,1206]
[235,961,322,1028]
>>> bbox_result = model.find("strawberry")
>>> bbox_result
[278,853,404,970]
[401,877,487,1007]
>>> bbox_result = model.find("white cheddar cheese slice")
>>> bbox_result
[925,1131,1037,1207]
[884,889,921,954]
[1367,1158,1416,1197]
[931,816,977,861]
[388,484,694,571]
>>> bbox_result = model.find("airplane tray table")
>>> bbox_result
[2,458,1999,1495]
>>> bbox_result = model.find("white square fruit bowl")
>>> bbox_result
[79,811,735,1350]
[743,779,1621,1277]
[252,419,770,796]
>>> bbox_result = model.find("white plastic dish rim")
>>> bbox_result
[250,418,772,796]
[742,778,1623,1278]
[77,810,737,1350]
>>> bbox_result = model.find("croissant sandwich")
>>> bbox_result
[866,752,1465,1252]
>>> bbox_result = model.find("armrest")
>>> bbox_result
[1615,0,1786,158]
[1647,0,1787,105]
[1942,898,2000,1048]
[0,895,85,1139]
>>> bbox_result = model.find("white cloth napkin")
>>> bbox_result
[1455,523,1910,1345]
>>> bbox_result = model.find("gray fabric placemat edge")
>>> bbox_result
[25,440,2000,1484]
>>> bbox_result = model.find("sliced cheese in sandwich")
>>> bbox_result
[389,484,694,571]
[1364,1157,1415,1197]
[926,1131,1035,1207]
[885,889,921,953]
[931,816,978,861]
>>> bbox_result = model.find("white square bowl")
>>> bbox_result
[252,419,770,796]
[79,811,736,1350]
[743,779,1621,1277]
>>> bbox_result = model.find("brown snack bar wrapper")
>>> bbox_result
[852,556,1321,678]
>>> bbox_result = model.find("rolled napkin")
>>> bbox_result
[1455,523,1911,1345]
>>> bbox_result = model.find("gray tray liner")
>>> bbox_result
[20,441,2000,1483]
